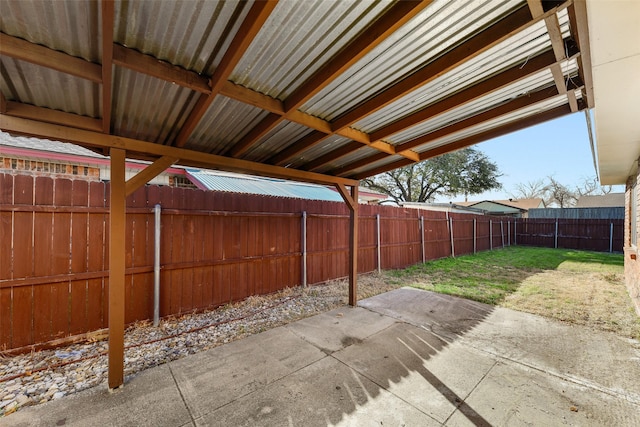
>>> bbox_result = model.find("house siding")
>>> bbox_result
[624,158,640,315]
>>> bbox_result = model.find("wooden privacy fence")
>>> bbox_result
[0,174,514,351]
[516,218,624,252]
[0,173,620,351]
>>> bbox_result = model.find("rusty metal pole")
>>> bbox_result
[108,148,126,389]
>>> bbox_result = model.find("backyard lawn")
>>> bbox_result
[374,246,640,340]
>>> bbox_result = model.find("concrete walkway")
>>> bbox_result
[5,288,640,426]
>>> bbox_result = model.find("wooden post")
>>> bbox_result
[301,211,307,287]
[335,183,359,306]
[108,148,126,389]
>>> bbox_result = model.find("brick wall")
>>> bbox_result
[624,158,640,315]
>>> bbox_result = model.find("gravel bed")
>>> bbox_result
[0,281,360,417]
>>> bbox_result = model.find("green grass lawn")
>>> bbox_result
[388,246,623,305]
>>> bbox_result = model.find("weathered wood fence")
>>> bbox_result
[0,173,622,351]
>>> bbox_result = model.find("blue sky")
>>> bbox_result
[436,112,625,203]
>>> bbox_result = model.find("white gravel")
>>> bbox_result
[1,282,351,417]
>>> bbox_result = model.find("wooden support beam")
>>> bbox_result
[226,113,282,157]
[335,183,359,306]
[108,147,126,389]
[174,1,278,148]
[0,115,358,187]
[395,86,560,153]
[284,0,432,113]
[332,152,388,177]
[303,141,363,172]
[0,33,102,83]
[112,44,211,94]
[269,131,329,166]
[125,156,179,197]
[5,101,103,132]
[101,0,115,133]
[350,105,572,180]
[568,1,595,108]
[330,5,537,131]
[0,92,6,114]
[369,50,559,141]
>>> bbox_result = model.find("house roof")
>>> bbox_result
[456,198,543,211]
[0,0,594,187]
[575,193,624,208]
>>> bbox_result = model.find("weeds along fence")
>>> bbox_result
[0,173,621,351]
[0,174,511,351]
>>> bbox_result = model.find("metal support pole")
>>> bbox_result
[555,219,559,249]
[507,221,511,246]
[108,148,126,390]
[514,219,517,245]
[609,222,614,253]
[490,220,493,250]
[420,216,425,263]
[500,221,505,248]
[473,218,477,254]
[302,211,307,287]
[449,216,455,258]
[153,204,161,327]
[376,214,381,273]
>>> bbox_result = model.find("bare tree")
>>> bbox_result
[509,179,551,206]
[546,176,577,207]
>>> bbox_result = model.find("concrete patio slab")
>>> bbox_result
[4,365,190,427]
[4,286,639,426]
[333,322,497,423]
[170,326,326,419]
[195,356,439,427]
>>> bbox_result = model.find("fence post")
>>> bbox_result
[490,220,493,250]
[449,216,455,258]
[473,218,477,254]
[500,221,505,248]
[154,204,161,327]
[301,211,307,287]
[610,222,614,253]
[376,213,381,273]
[554,219,559,249]
[420,216,425,263]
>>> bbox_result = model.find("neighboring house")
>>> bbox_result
[575,193,625,208]
[454,199,544,218]
[527,193,625,219]
[0,132,386,204]
[401,202,486,215]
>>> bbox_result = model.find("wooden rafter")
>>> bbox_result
[174,0,278,148]
[5,102,103,132]
[0,92,7,114]
[101,0,114,133]
[330,5,538,132]
[568,1,595,109]
[528,0,579,113]
[369,50,559,142]
[225,0,431,159]
[303,141,363,172]
[112,44,211,94]
[0,33,102,83]
[349,105,572,180]
[0,115,357,187]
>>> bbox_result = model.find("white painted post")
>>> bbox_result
[554,219,559,249]
[449,216,455,258]
[302,211,307,287]
[507,221,511,246]
[420,216,425,263]
[376,213,381,273]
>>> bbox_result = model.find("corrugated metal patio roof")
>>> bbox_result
[0,0,594,185]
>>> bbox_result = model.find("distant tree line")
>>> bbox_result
[510,176,613,208]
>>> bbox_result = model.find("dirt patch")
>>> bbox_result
[501,270,640,339]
